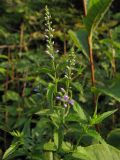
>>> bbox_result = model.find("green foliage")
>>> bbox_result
[0,0,120,160]
[84,0,113,33]
[90,109,117,125]
[107,129,120,149]
[72,144,120,160]
[69,29,89,58]
[92,76,120,102]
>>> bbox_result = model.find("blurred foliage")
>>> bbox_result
[0,0,120,160]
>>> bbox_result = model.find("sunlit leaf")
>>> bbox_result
[72,144,120,160]
[3,90,20,102]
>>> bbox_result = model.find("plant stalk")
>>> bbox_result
[88,34,95,87]
[83,0,87,16]
[83,0,95,87]
[83,0,97,120]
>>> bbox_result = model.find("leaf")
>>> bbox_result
[58,125,64,150]
[10,130,23,138]
[73,102,89,123]
[65,113,81,122]
[90,109,117,125]
[33,118,50,135]
[68,29,89,58]
[84,0,113,33]
[47,83,55,108]
[72,146,91,160]
[38,67,52,74]
[72,144,120,160]
[54,129,59,148]
[44,142,57,151]
[0,68,6,75]
[0,55,8,59]
[92,76,120,102]
[3,90,20,102]
[43,151,54,160]
[100,39,120,50]
[85,129,104,143]
[2,142,20,160]
[107,128,120,149]
[35,109,53,115]
[44,141,72,153]
[62,141,72,153]
[85,144,120,160]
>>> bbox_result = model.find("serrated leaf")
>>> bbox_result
[72,144,120,160]
[2,142,20,160]
[85,144,120,160]
[72,146,91,160]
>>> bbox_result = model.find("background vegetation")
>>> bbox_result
[0,0,120,159]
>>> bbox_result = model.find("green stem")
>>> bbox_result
[93,94,99,117]
[73,129,85,150]
[52,59,57,93]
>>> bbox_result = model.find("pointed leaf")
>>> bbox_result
[2,142,20,160]
[73,102,89,123]
[84,0,113,33]
[91,109,117,125]
[47,83,55,108]
[68,29,89,58]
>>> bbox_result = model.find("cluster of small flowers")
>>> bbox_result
[64,47,76,79]
[69,48,76,66]
[45,6,58,59]
[56,88,74,108]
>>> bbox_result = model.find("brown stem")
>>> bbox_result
[83,0,95,86]
[16,23,25,92]
[88,34,95,87]
[20,23,24,53]
[83,0,87,16]
[0,44,27,49]
[19,23,28,98]
[83,1,99,132]
[83,0,96,111]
